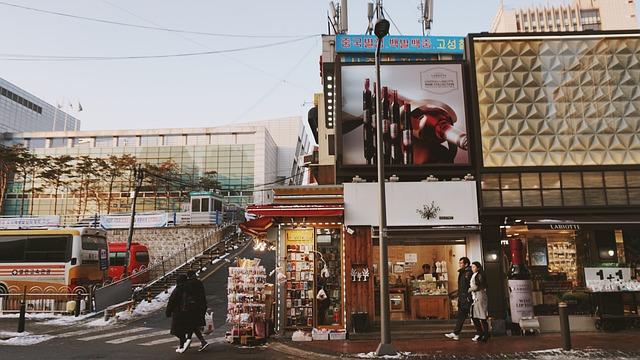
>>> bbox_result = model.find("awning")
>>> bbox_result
[246,204,344,218]
[239,217,274,238]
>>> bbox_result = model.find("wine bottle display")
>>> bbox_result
[402,103,413,165]
[507,238,534,324]
[362,79,374,165]
[381,86,391,164]
[415,104,468,151]
[390,90,402,164]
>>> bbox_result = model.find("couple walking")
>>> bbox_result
[166,270,210,353]
[445,257,491,342]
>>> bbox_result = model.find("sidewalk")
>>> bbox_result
[271,330,640,359]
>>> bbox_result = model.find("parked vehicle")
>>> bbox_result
[107,242,150,284]
[0,227,109,294]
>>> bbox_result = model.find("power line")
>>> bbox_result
[0,35,318,62]
[0,1,316,38]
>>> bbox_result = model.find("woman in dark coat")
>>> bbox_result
[166,274,194,353]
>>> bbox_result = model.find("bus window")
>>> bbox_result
[25,236,70,262]
[0,236,27,261]
[135,251,150,264]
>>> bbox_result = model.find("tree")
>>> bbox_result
[198,170,220,192]
[40,155,74,215]
[103,154,137,214]
[0,144,22,212]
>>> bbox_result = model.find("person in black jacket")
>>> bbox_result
[186,270,209,352]
[166,274,192,353]
[445,257,472,340]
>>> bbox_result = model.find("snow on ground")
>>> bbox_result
[0,285,174,345]
[354,351,411,359]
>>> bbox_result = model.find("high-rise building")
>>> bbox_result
[490,0,638,33]
[0,78,81,134]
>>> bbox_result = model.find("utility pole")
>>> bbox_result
[123,164,144,279]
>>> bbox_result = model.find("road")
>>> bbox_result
[0,241,304,360]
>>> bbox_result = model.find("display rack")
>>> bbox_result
[547,240,577,284]
[317,244,342,326]
[285,245,314,327]
[227,263,267,343]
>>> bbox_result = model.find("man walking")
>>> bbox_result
[185,270,209,351]
[445,257,473,340]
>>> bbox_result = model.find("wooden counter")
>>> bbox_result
[410,295,450,319]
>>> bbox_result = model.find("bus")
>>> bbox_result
[0,227,109,294]
[107,242,150,284]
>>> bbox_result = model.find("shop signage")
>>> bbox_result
[527,224,581,230]
[344,181,478,226]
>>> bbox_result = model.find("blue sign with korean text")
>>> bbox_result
[335,34,464,55]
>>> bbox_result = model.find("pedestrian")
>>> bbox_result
[469,261,490,342]
[186,269,209,352]
[445,257,472,340]
[417,263,431,280]
[166,274,192,353]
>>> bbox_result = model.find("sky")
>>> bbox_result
[1,0,639,132]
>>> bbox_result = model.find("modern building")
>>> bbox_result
[0,77,81,134]
[1,78,315,217]
[490,0,638,33]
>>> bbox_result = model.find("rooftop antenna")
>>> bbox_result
[366,2,374,34]
[328,1,340,34]
[422,0,433,35]
[340,0,348,34]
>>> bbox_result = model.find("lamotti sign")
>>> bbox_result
[527,224,581,230]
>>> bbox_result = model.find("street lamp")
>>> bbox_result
[373,18,397,357]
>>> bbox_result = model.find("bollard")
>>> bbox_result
[75,293,82,317]
[17,286,26,333]
[558,302,572,351]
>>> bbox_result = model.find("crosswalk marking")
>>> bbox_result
[106,329,169,344]
[55,326,109,338]
[139,336,179,346]
[78,327,150,341]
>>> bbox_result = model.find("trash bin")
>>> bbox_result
[351,312,369,333]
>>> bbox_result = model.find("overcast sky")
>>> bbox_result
[1,1,638,131]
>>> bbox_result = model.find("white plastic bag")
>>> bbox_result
[203,311,214,335]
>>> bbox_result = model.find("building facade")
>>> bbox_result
[0,77,81,134]
[1,117,312,218]
[491,0,638,33]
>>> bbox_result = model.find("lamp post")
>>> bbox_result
[373,18,396,357]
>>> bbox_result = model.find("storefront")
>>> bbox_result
[498,217,640,319]
[244,186,346,334]
[343,179,481,326]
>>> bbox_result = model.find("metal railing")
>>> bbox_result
[0,292,91,315]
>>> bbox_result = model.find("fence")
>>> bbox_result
[0,292,91,315]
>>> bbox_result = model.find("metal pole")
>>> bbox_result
[123,164,143,278]
[559,302,572,350]
[17,286,26,333]
[374,29,396,357]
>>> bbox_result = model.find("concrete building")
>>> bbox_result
[0,77,315,217]
[491,0,638,33]
[0,78,81,134]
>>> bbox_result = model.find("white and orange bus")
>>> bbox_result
[0,227,109,294]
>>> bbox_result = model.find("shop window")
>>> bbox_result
[500,173,520,189]
[562,189,584,206]
[482,191,502,207]
[583,172,604,188]
[541,173,560,188]
[629,188,640,205]
[521,173,540,189]
[315,228,342,327]
[595,230,617,261]
[606,188,628,205]
[481,174,500,189]
[502,190,522,207]
[542,190,562,206]
[604,171,626,188]
[584,188,606,206]
[561,172,582,188]
[522,190,542,206]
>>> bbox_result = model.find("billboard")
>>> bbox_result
[340,62,470,166]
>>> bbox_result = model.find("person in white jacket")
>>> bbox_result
[469,261,490,342]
